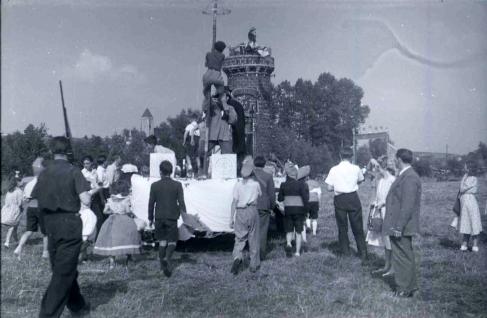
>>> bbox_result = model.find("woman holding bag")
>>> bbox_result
[458,161,482,252]
[366,157,396,276]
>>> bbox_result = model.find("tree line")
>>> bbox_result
[2,72,377,177]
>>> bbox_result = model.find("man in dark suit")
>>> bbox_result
[225,87,246,175]
[148,161,188,277]
[253,156,276,260]
[383,148,422,297]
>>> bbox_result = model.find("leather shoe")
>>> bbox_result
[161,260,172,277]
[285,245,293,258]
[71,302,91,317]
[249,265,260,273]
[230,259,242,275]
[393,291,413,298]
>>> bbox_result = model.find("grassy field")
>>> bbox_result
[1,180,487,318]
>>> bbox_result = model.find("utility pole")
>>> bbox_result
[202,0,231,48]
[201,0,231,177]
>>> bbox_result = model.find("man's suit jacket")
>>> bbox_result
[254,167,275,211]
[148,176,186,221]
[208,100,237,142]
[227,97,246,155]
[383,167,422,236]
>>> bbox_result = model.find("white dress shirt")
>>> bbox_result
[96,166,109,188]
[325,160,365,196]
[105,163,118,186]
[82,168,98,189]
[399,165,411,176]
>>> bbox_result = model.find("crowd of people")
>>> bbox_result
[1,133,486,317]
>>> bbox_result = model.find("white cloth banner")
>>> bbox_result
[131,175,237,234]
[150,153,176,178]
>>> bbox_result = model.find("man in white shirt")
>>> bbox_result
[183,116,201,174]
[81,156,98,190]
[325,147,367,260]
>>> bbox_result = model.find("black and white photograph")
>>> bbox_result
[1,0,486,317]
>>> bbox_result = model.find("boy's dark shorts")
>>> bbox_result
[283,214,305,233]
[26,207,46,235]
[308,202,319,219]
[155,219,178,242]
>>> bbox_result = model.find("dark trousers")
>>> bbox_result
[40,212,86,318]
[91,189,109,237]
[390,236,418,293]
[334,192,367,258]
[259,210,270,257]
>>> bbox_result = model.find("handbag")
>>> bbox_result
[367,205,383,232]
[452,192,461,216]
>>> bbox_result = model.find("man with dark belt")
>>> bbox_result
[325,147,368,261]
[32,136,91,317]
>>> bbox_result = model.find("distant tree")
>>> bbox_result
[268,72,369,162]
[412,158,432,177]
[447,158,464,177]
[369,138,387,159]
[356,145,372,168]
[1,124,49,176]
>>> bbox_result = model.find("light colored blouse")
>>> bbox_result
[460,175,477,195]
[374,174,396,207]
[233,179,262,208]
[104,196,131,215]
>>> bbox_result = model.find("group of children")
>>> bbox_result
[2,153,323,277]
[1,156,147,270]
[229,158,322,274]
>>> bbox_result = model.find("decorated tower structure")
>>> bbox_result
[222,29,274,156]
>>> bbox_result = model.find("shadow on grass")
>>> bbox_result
[176,233,235,253]
[83,280,128,310]
[439,237,458,250]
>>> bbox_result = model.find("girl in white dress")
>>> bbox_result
[366,159,396,276]
[1,177,23,248]
[458,162,482,252]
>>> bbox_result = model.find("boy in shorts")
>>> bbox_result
[148,161,188,277]
[14,157,48,259]
[278,162,309,257]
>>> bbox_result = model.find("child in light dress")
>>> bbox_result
[94,179,141,269]
[458,162,483,252]
[1,177,23,248]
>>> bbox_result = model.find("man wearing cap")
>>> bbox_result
[325,147,367,260]
[278,162,309,257]
[253,156,276,260]
[229,158,262,274]
[32,136,91,317]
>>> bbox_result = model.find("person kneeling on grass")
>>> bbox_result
[94,179,141,269]
[230,158,262,275]
[148,160,188,277]
[278,162,309,257]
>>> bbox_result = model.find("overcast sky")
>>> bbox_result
[2,0,486,154]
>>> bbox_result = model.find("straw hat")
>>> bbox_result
[297,165,310,180]
[241,157,255,178]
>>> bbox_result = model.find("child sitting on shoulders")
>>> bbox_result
[94,179,141,269]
